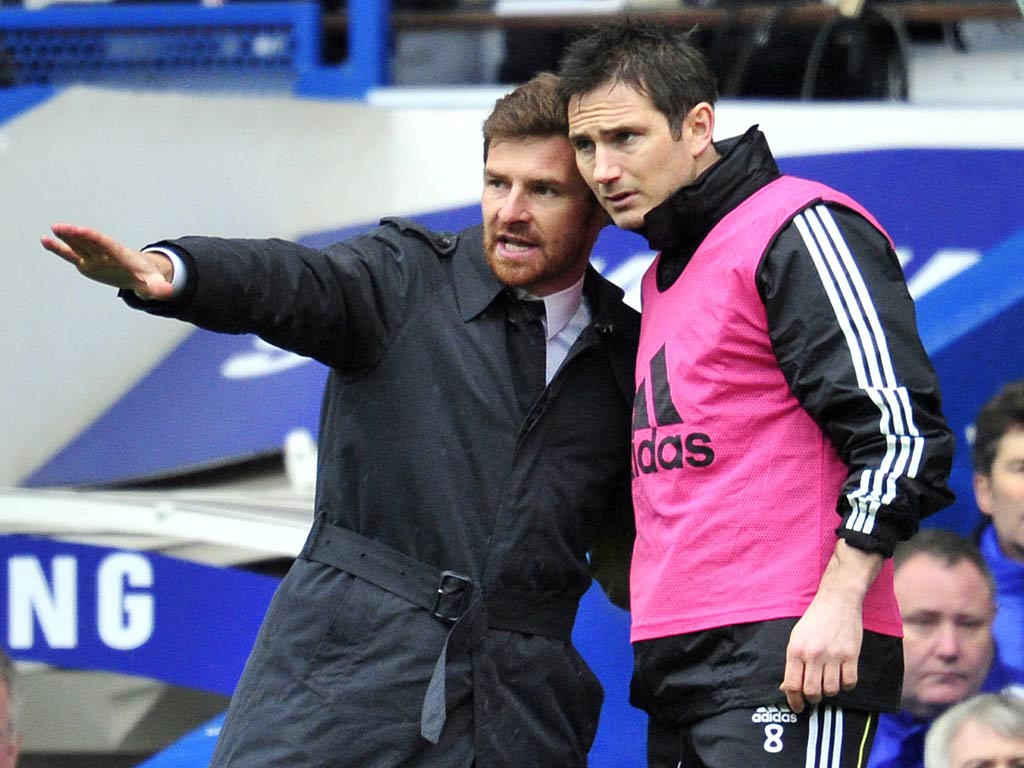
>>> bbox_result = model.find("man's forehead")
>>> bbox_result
[572,75,649,103]
[567,80,655,131]
[897,555,994,603]
[487,134,571,152]
[995,425,1024,458]
[486,137,575,172]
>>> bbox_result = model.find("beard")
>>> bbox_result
[483,219,594,295]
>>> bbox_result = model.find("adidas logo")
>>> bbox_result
[631,344,715,478]
[751,705,798,725]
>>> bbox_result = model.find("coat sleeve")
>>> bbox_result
[587,305,640,611]
[121,226,421,373]
[756,202,955,557]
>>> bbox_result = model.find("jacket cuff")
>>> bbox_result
[119,242,198,315]
[835,518,906,559]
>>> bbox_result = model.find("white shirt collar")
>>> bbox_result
[515,276,585,341]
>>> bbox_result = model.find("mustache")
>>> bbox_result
[485,222,538,247]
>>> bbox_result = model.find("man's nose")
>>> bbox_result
[933,622,962,660]
[592,146,621,185]
[498,188,530,223]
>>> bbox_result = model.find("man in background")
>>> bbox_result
[924,693,1024,768]
[971,380,1024,675]
[869,528,1022,768]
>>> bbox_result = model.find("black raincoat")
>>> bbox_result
[124,219,639,767]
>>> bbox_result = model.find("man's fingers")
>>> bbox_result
[40,235,80,265]
[42,223,151,292]
[782,657,858,716]
[49,223,118,261]
[780,687,805,713]
[44,224,101,263]
[821,661,842,698]
[50,222,98,243]
[801,659,824,705]
[780,660,807,714]
[841,658,859,691]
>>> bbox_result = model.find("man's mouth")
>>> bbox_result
[604,191,637,210]
[497,234,538,256]
[924,671,968,686]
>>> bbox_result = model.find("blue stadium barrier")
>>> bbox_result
[0,0,388,97]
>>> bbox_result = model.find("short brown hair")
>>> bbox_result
[482,72,567,162]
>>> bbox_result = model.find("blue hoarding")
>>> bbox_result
[0,535,278,695]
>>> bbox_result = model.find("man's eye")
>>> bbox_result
[956,618,988,630]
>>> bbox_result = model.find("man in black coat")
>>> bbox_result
[40,73,639,767]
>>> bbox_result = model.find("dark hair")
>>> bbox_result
[482,72,567,162]
[557,19,718,139]
[894,527,995,596]
[972,379,1024,475]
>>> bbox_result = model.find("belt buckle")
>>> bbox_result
[432,570,471,624]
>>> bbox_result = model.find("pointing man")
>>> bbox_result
[41,73,639,768]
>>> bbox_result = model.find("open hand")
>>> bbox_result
[41,223,175,300]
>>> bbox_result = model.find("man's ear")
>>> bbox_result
[974,472,994,518]
[686,102,715,157]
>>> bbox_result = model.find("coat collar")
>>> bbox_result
[452,225,505,322]
[644,125,781,255]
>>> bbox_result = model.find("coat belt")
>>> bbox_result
[299,516,578,744]
[301,516,474,624]
[300,516,478,744]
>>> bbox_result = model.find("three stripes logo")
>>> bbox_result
[631,345,715,479]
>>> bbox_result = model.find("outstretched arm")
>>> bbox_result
[41,223,175,300]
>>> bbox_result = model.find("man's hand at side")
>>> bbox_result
[780,540,884,713]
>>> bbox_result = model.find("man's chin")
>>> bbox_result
[919,687,973,714]
[486,254,533,289]
[607,209,645,233]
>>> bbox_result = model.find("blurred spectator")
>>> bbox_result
[923,692,1024,768]
[498,28,568,84]
[868,529,1021,768]
[704,2,909,99]
[0,650,22,768]
[972,380,1024,676]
